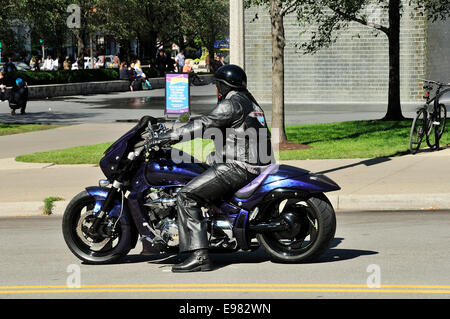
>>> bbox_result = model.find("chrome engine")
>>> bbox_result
[144,187,237,250]
[156,218,179,247]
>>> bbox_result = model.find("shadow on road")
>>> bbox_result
[117,248,269,272]
[317,248,378,263]
[316,158,392,175]
[115,237,377,269]
[0,111,98,124]
[315,237,378,263]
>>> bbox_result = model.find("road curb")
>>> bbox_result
[328,194,450,211]
[1,194,450,218]
[0,200,69,218]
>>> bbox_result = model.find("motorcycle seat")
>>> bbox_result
[234,164,280,199]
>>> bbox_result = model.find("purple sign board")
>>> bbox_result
[165,73,190,117]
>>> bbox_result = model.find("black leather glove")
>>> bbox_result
[147,130,181,149]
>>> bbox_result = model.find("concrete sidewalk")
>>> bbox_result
[1,123,449,216]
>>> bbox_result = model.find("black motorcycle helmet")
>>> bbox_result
[214,64,247,100]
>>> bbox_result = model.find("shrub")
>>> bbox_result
[5,66,158,86]
[43,197,64,215]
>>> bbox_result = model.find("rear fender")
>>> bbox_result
[235,173,340,210]
[263,173,341,194]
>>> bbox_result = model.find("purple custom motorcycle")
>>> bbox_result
[62,115,340,264]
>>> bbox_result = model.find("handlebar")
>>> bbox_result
[420,79,450,87]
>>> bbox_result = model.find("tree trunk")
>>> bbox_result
[89,34,94,69]
[208,44,215,71]
[270,0,288,143]
[383,0,405,120]
[148,32,158,63]
[76,31,85,58]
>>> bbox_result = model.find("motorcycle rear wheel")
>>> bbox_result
[256,194,336,263]
[62,191,136,264]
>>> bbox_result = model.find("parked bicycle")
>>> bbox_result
[409,79,449,154]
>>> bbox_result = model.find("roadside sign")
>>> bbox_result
[165,73,190,118]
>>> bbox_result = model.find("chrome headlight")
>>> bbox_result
[99,179,111,187]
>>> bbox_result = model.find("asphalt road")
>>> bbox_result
[0,85,425,125]
[0,210,449,299]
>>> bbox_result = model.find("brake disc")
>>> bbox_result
[76,211,111,250]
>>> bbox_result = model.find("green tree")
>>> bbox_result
[16,0,72,60]
[184,0,230,69]
[245,0,450,140]
[245,0,301,144]
[99,0,186,61]
[295,0,450,120]
[0,0,28,59]
[70,0,107,64]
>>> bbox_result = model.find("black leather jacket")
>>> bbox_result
[160,90,274,170]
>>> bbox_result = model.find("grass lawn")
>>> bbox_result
[15,120,450,164]
[0,124,62,136]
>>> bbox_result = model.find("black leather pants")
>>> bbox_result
[176,163,257,253]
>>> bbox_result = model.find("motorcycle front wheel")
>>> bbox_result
[62,190,137,264]
[256,194,336,263]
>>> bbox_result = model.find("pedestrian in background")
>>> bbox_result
[210,56,222,74]
[156,51,167,77]
[182,59,192,73]
[119,61,129,80]
[175,50,185,73]
[0,71,7,102]
[5,58,17,74]
[134,60,152,90]
[36,58,42,71]
[220,56,226,66]
[113,55,121,68]
[128,62,142,91]
[52,57,59,71]
[9,78,28,116]
[42,56,53,71]
[29,57,37,71]
[134,60,145,79]
[63,56,71,70]
[71,58,79,70]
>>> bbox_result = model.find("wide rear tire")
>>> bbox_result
[257,194,336,263]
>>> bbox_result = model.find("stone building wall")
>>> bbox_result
[426,18,450,84]
[244,2,443,104]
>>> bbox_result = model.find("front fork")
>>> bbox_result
[88,150,141,235]
[87,148,166,250]
[88,182,123,236]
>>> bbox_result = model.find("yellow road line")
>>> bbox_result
[0,288,450,295]
[0,283,449,295]
[1,283,450,289]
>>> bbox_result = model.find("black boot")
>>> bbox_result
[172,249,213,273]
[140,240,159,256]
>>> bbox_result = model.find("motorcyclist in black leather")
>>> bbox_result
[150,65,274,272]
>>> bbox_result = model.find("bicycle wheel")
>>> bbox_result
[437,104,447,138]
[410,108,427,154]
[425,116,436,149]
[425,106,445,149]
[430,104,447,150]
